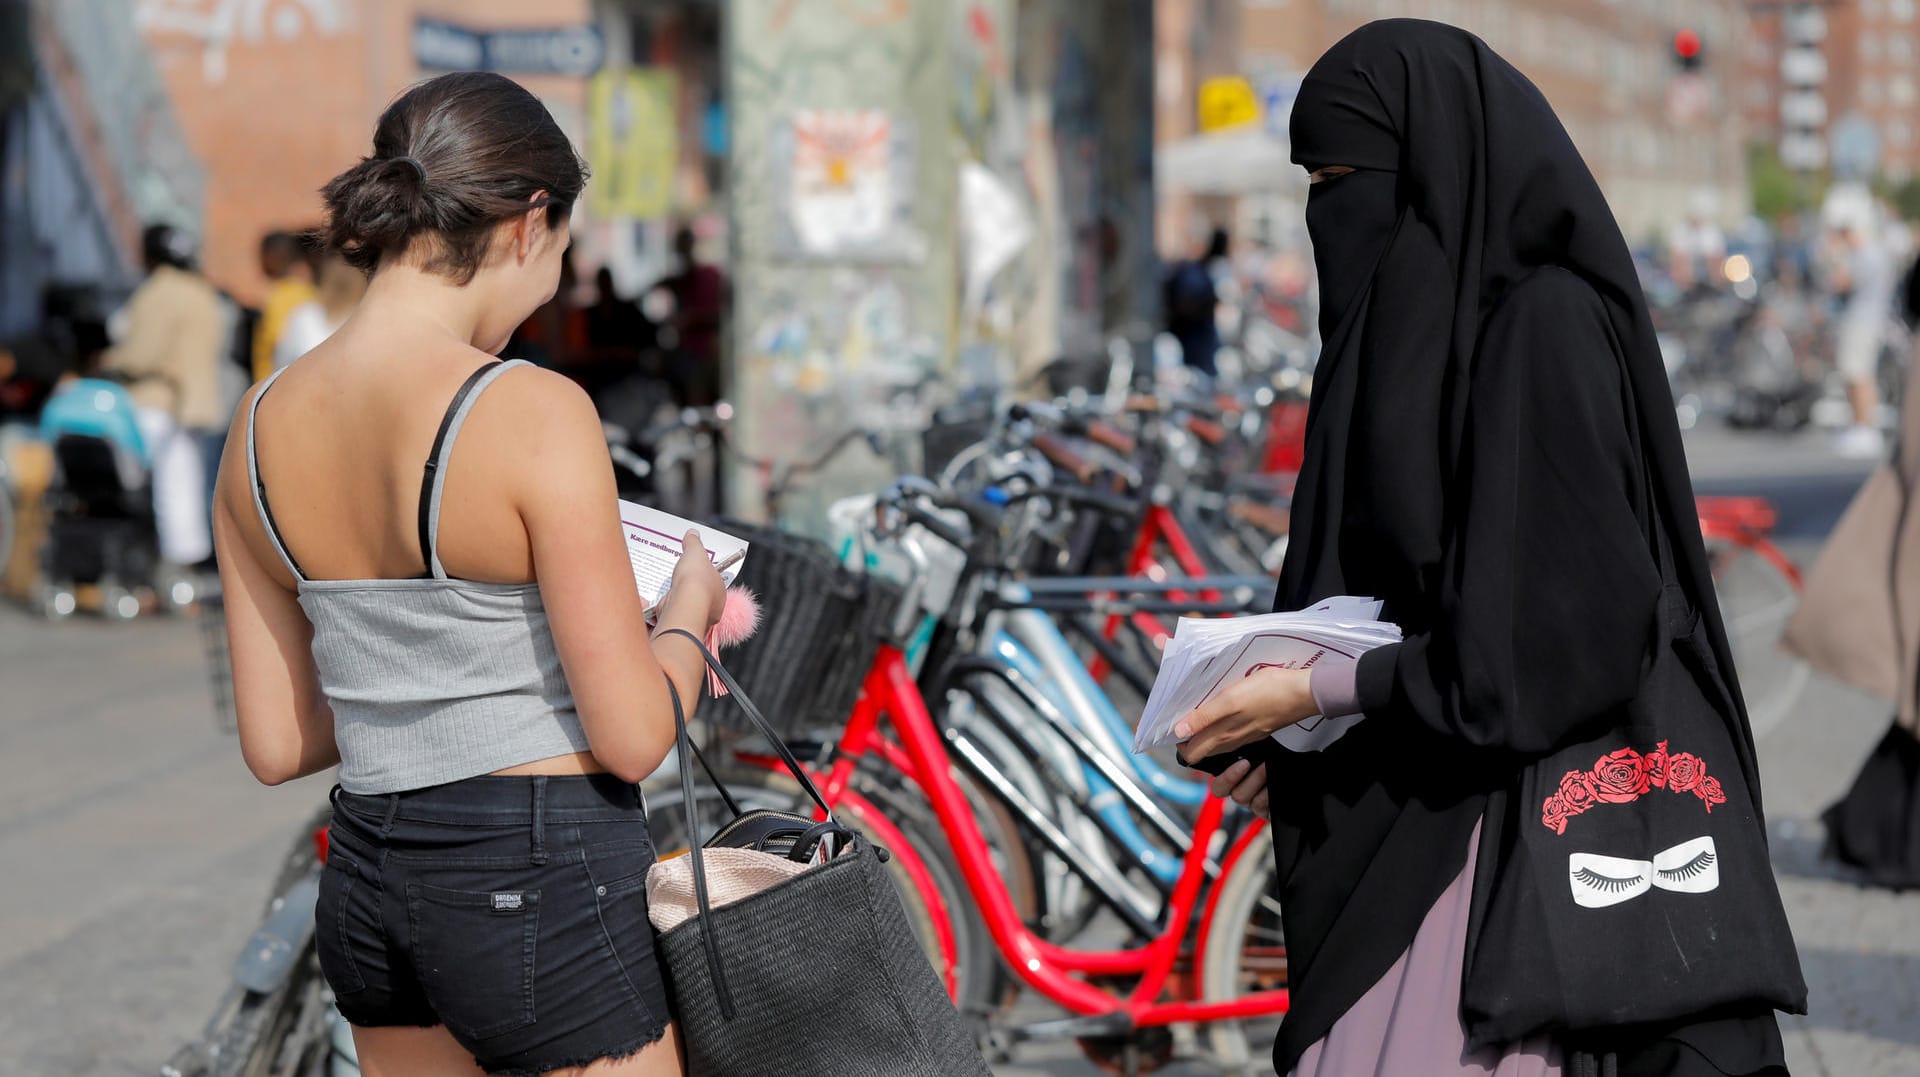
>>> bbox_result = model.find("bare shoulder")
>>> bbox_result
[481,361,603,451]
[462,361,613,505]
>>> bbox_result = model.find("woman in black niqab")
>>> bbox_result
[1176,20,1805,1076]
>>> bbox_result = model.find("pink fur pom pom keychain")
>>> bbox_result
[704,587,761,696]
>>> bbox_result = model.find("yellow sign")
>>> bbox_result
[589,68,678,219]
[1198,76,1261,133]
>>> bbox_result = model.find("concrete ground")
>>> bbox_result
[0,425,1914,1076]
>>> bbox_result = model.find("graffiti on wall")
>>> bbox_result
[773,111,922,262]
[135,0,348,82]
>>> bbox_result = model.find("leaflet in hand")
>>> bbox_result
[1133,597,1401,756]
[619,500,748,608]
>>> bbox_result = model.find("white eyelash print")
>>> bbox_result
[1567,837,1719,907]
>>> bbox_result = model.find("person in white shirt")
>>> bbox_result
[1823,189,1897,459]
[271,250,368,371]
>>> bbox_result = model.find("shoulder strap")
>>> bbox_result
[418,360,528,579]
[245,366,306,581]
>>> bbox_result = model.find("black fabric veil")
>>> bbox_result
[1258,20,1772,1070]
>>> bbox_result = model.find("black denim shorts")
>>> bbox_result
[319,774,670,1076]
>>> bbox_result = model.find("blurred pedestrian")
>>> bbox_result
[1668,190,1728,294]
[251,230,316,382]
[1164,227,1227,377]
[270,249,368,371]
[510,250,588,369]
[1823,188,1896,459]
[585,266,655,365]
[214,70,706,1077]
[659,224,724,406]
[1782,246,1920,890]
[1181,22,1803,1076]
[98,224,222,568]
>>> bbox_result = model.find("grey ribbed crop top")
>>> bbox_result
[246,359,590,795]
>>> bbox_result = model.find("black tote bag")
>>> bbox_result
[647,629,992,1077]
[1460,471,1806,1045]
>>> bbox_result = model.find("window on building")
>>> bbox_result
[1896,0,1917,22]
[1890,119,1914,147]
[1865,0,1886,17]
[1896,76,1918,105]
[1864,36,1884,63]
[1896,38,1917,65]
[1865,80,1886,106]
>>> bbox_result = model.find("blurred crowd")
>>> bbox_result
[0,218,728,591]
[1159,185,1920,465]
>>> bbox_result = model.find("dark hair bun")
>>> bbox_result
[319,72,587,284]
[321,156,433,274]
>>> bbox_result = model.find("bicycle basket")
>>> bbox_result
[698,520,902,738]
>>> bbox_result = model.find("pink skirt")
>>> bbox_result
[1289,822,1562,1077]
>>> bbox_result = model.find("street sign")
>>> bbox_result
[413,19,604,77]
[1829,112,1881,179]
[1198,76,1262,133]
[1668,72,1710,125]
[1258,74,1301,138]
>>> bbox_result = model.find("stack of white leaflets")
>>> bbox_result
[1132,596,1402,756]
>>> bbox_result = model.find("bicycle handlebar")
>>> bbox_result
[1030,432,1097,484]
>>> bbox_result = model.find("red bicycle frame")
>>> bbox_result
[772,646,1288,1027]
[1083,504,1219,685]
[1695,495,1802,590]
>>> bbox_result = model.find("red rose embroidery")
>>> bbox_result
[1644,740,1670,788]
[1591,748,1651,803]
[1541,793,1572,835]
[1695,775,1727,812]
[1666,752,1706,795]
[1557,770,1600,813]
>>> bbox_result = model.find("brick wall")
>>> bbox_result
[141,0,588,305]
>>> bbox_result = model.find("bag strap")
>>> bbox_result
[659,628,836,821]
[659,627,838,1022]
[667,677,736,1020]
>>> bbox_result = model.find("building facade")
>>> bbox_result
[1159,0,1752,244]
[138,0,596,304]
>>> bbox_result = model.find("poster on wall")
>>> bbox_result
[589,69,678,220]
[772,110,923,262]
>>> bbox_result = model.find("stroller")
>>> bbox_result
[35,378,196,620]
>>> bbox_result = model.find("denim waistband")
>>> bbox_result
[332,772,645,828]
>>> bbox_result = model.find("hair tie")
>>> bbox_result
[392,154,427,183]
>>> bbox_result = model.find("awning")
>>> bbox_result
[1157,126,1298,195]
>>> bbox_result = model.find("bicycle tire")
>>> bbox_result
[209,952,329,1077]
[1199,827,1286,1076]
[207,804,338,1077]
[0,477,13,586]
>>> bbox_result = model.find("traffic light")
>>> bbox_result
[1674,29,1703,70]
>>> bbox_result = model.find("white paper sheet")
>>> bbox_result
[1133,597,1400,755]
[618,500,749,607]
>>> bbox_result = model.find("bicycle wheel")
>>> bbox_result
[1199,827,1287,1077]
[1706,536,1808,738]
[205,805,337,1077]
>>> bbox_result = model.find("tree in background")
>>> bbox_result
[1749,142,1821,223]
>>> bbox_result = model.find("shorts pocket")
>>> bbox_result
[315,854,369,996]
[586,842,662,1017]
[406,882,541,1040]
